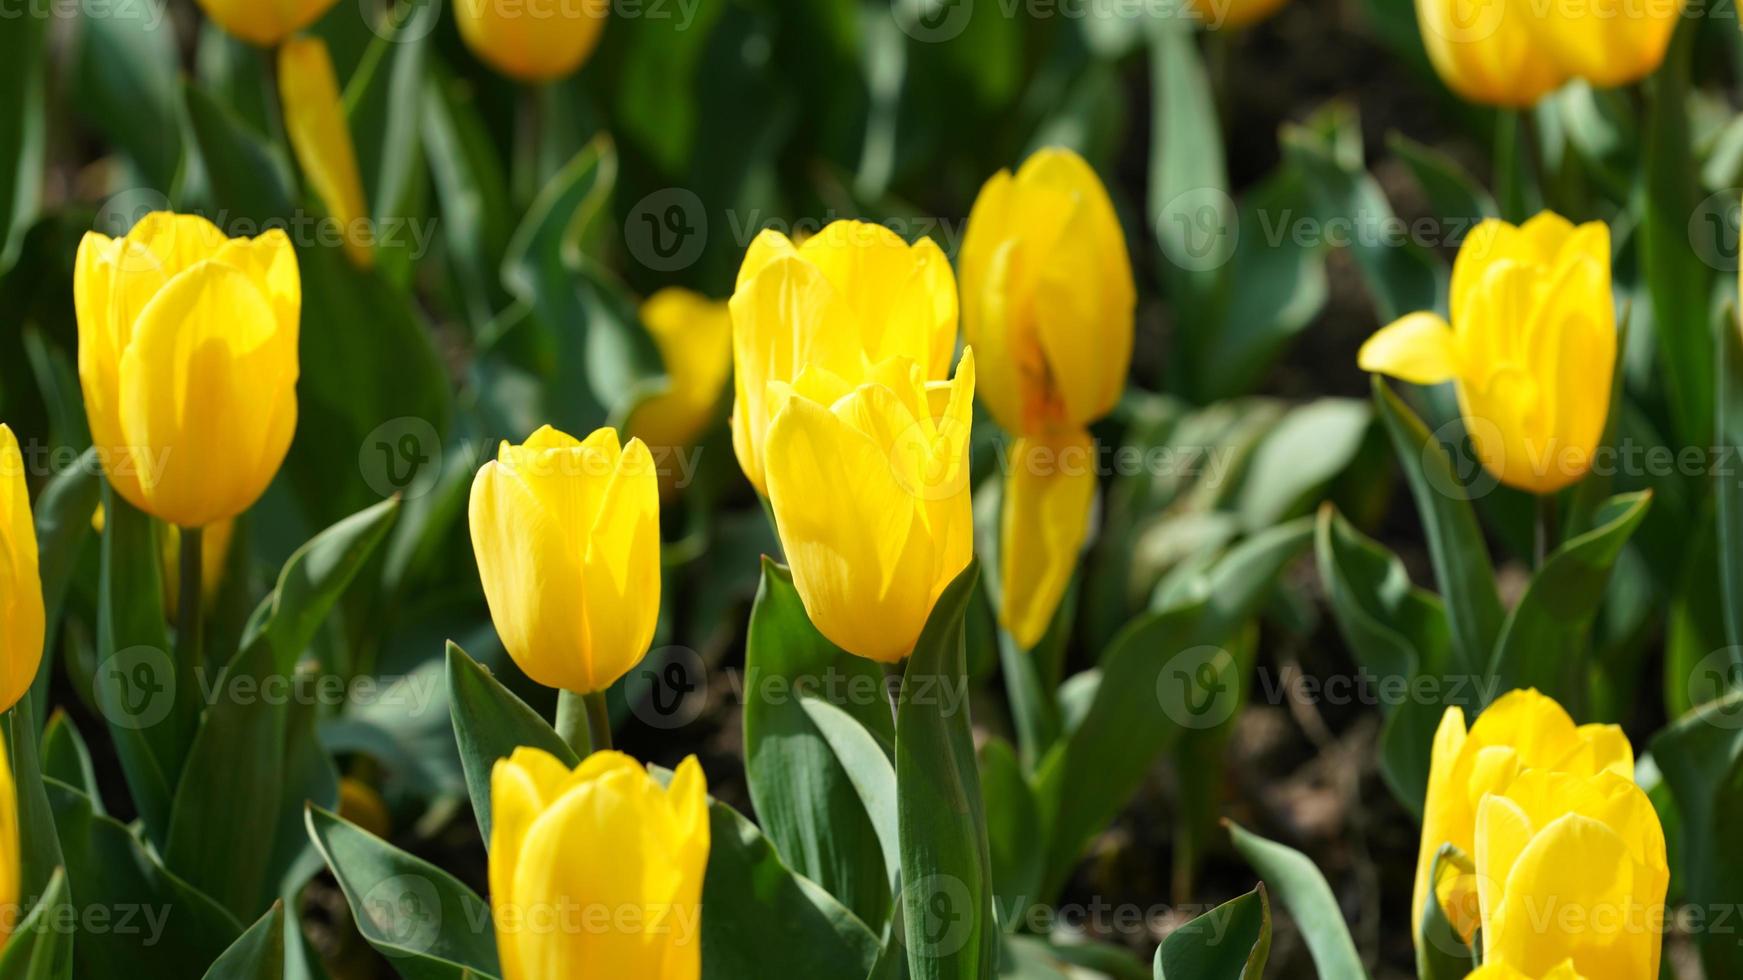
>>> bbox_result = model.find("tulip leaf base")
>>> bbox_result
[201,902,286,980]
[0,867,71,980]
[1152,884,1271,980]
[446,640,578,844]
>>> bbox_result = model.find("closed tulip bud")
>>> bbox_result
[0,426,43,716]
[469,426,661,694]
[278,36,373,268]
[1359,213,1615,495]
[999,431,1096,649]
[730,221,958,498]
[491,749,708,980]
[1523,0,1684,89]
[763,351,976,663]
[1474,768,1668,978]
[627,289,733,459]
[74,213,300,529]
[1413,690,1635,963]
[1414,0,1566,106]
[194,0,339,46]
[455,0,610,83]
[959,147,1133,438]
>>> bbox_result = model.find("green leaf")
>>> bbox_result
[743,559,894,929]
[1227,821,1367,980]
[182,81,296,223]
[1388,133,1498,225]
[1415,846,1475,980]
[1235,400,1372,530]
[245,497,401,674]
[41,711,101,810]
[202,902,285,980]
[306,806,501,979]
[1650,692,1743,979]
[347,0,436,230]
[0,0,45,272]
[446,640,576,845]
[48,779,242,976]
[1489,491,1652,705]
[979,737,1042,929]
[796,695,899,894]
[1149,22,1230,333]
[897,561,996,980]
[0,867,72,980]
[1153,884,1271,980]
[421,64,514,333]
[1717,313,1743,649]
[73,0,182,188]
[9,693,62,905]
[1371,378,1503,678]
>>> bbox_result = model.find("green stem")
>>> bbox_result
[512,83,543,208]
[583,690,612,754]
[1533,494,1558,572]
[177,526,203,670]
[555,689,590,757]
[1494,109,1527,222]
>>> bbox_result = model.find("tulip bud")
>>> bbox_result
[1522,0,1685,89]
[74,212,301,529]
[279,36,373,269]
[959,147,1133,439]
[455,0,611,83]
[1473,768,1667,978]
[0,426,43,716]
[1359,213,1615,495]
[1466,963,1589,980]
[627,289,733,462]
[1413,690,1636,964]
[763,351,975,663]
[999,431,1096,650]
[729,221,957,498]
[469,426,661,694]
[194,0,339,47]
[490,749,708,980]
[1413,0,1567,106]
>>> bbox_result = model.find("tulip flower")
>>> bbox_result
[469,426,661,695]
[1474,768,1668,979]
[490,748,708,980]
[763,351,975,663]
[455,0,611,83]
[0,728,15,952]
[959,147,1132,648]
[1523,0,1685,89]
[279,36,373,268]
[730,221,958,499]
[1413,0,1567,106]
[1413,690,1634,961]
[627,289,733,459]
[1468,963,1588,980]
[1358,213,1615,495]
[0,426,43,716]
[193,0,339,47]
[74,212,300,529]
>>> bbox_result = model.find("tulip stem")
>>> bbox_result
[177,526,203,670]
[1533,494,1558,571]
[555,689,612,756]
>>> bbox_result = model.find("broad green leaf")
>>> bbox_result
[28,451,99,729]
[73,0,182,188]
[1717,312,1743,649]
[1227,821,1367,980]
[897,561,996,980]
[306,806,501,979]
[0,0,44,271]
[743,559,894,929]
[796,695,899,894]
[347,0,437,230]
[1371,378,1503,678]
[1153,884,1271,980]
[0,868,72,980]
[1650,692,1743,979]
[182,82,296,223]
[609,0,728,173]
[244,497,401,674]
[48,779,242,976]
[202,902,285,980]
[8,693,61,920]
[1489,491,1651,707]
[421,64,514,333]
[41,711,101,810]
[1388,133,1497,225]
[446,640,576,845]
[979,737,1042,929]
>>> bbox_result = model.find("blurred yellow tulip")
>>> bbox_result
[1413,690,1635,962]
[763,351,975,663]
[0,426,43,716]
[730,220,958,497]
[74,213,301,529]
[959,147,1133,439]
[1523,0,1684,88]
[999,432,1096,649]
[490,748,708,980]
[1191,0,1292,29]
[469,426,660,694]
[1468,963,1589,980]
[1414,0,1567,106]
[1358,213,1615,495]
[194,0,339,46]
[337,777,391,839]
[279,36,373,269]
[455,0,611,83]
[1474,768,1668,979]
[0,727,15,953]
[628,289,733,458]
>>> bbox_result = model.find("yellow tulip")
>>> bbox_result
[337,777,391,839]
[763,351,975,663]
[730,220,958,498]
[1191,0,1292,29]
[193,0,339,46]
[1474,768,1668,979]
[1413,690,1634,961]
[455,0,610,83]
[469,426,661,694]
[278,36,373,269]
[627,289,733,457]
[1413,0,1567,106]
[1468,963,1589,980]
[74,212,300,529]
[959,147,1133,439]
[1358,213,1615,495]
[0,728,15,953]
[0,426,43,716]
[1522,0,1685,89]
[490,748,708,980]
[999,432,1096,649]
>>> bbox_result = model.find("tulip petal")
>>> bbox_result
[278,36,373,269]
[1358,312,1460,385]
[194,0,341,46]
[999,430,1096,649]
[578,439,661,691]
[0,426,42,716]
[0,728,14,951]
[630,289,733,454]
[454,0,610,82]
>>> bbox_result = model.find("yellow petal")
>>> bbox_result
[999,430,1097,649]
[278,36,373,269]
[1522,0,1683,88]
[454,0,610,82]
[1414,705,1470,941]
[577,439,662,691]
[194,0,339,45]
[0,727,15,952]
[1358,312,1459,385]
[629,289,734,455]
[1413,0,1566,106]
[0,426,43,716]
